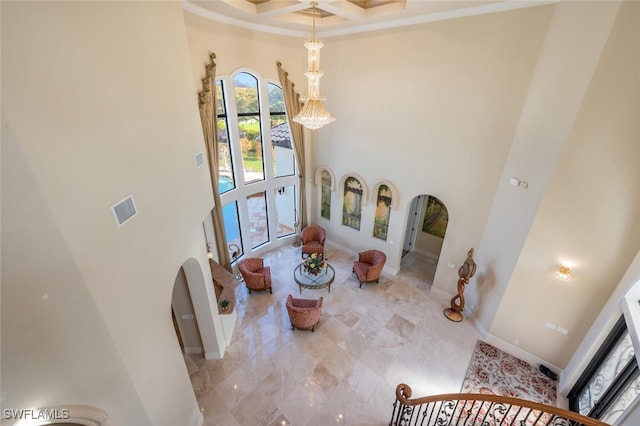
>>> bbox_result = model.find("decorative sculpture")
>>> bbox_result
[228,243,242,281]
[444,248,476,322]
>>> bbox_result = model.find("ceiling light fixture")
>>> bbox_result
[293,2,335,130]
[553,265,574,281]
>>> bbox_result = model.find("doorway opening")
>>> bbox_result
[171,265,204,356]
[401,194,449,286]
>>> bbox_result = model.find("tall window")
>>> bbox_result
[233,73,264,184]
[215,81,234,194]
[275,185,296,238]
[569,316,640,424]
[215,70,297,258]
[247,191,268,248]
[268,82,294,178]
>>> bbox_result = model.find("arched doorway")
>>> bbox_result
[171,258,223,360]
[172,266,204,355]
[401,194,449,286]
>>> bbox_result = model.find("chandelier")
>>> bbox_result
[293,2,336,130]
[553,264,574,281]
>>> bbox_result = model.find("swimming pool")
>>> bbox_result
[219,176,240,242]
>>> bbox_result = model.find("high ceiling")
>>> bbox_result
[182,0,553,38]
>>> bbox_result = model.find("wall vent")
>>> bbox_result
[195,152,204,167]
[111,195,137,227]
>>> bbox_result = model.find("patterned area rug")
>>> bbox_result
[461,340,557,405]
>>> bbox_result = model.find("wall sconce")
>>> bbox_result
[553,265,574,281]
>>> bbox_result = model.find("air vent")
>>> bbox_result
[111,195,137,228]
[195,152,204,167]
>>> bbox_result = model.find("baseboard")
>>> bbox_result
[325,239,357,258]
[204,351,222,360]
[187,407,204,426]
[487,335,560,371]
[183,346,203,355]
[429,284,453,301]
[440,295,565,382]
[220,310,237,346]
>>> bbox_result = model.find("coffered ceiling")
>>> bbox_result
[182,0,553,37]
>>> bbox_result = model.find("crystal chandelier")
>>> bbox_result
[293,2,335,130]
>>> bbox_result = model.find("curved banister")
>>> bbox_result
[391,383,609,426]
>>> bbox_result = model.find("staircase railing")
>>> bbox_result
[390,383,609,426]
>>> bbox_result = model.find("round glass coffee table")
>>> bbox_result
[293,263,335,294]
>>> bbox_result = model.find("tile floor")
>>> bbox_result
[184,243,483,425]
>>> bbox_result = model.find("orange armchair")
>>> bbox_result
[286,294,323,332]
[301,225,326,258]
[353,250,387,288]
[238,258,272,294]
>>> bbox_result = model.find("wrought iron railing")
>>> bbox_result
[390,383,609,426]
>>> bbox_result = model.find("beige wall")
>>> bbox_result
[489,1,640,368]
[2,121,152,423]
[468,1,622,358]
[183,12,303,95]
[314,5,553,285]
[2,1,215,424]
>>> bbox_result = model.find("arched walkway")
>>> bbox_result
[172,258,224,360]
[400,194,449,286]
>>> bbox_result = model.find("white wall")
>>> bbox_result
[2,2,217,424]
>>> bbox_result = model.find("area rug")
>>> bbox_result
[461,340,557,405]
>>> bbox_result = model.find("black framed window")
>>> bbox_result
[568,316,640,423]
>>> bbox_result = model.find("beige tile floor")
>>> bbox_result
[184,243,482,425]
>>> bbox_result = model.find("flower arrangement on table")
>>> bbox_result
[303,253,327,276]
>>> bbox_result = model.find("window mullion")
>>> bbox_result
[222,76,245,189]
[260,80,278,240]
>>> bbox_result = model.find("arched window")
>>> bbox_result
[342,176,363,230]
[215,70,298,258]
[233,72,264,184]
[315,166,335,221]
[373,184,392,240]
[321,170,332,220]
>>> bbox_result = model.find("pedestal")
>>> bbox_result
[444,308,463,322]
